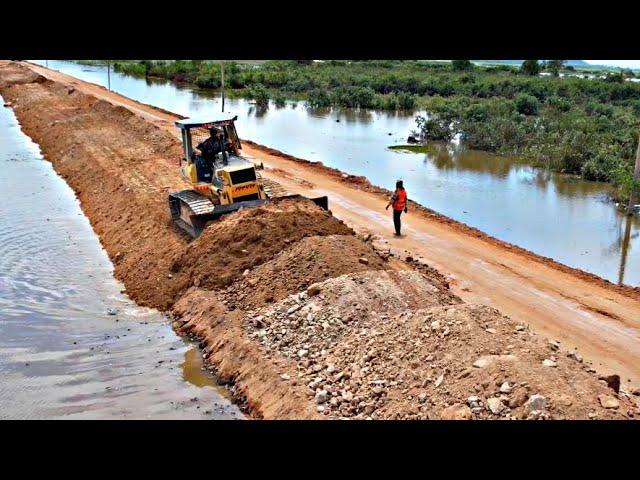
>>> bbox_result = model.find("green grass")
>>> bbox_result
[388,144,435,154]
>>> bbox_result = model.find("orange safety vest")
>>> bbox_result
[392,188,407,211]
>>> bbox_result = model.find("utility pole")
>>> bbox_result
[221,61,225,113]
[107,60,111,91]
[627,133,640,215]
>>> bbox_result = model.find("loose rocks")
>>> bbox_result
[441,404,473,420]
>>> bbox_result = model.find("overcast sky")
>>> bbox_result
[585,60,640,68]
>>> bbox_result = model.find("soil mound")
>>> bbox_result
[245,271,636,420]
[170,198,353,291]
[227,234,388,310]
[0,65,45,88]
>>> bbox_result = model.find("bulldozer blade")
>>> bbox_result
[271,194,329,211]
[310,195,328,211]
[169,190,329,239]
[169,189,267,238]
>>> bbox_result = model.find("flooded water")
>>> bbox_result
[32,61,640,286]
[0,99,243,419]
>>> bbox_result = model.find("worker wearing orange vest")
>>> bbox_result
[385,180,408,236]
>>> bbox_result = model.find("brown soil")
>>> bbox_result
[169,198,353,293]
[184,269,637,419]
[2,60,639,419]
[0,64,187,310]
[224,234,389,311]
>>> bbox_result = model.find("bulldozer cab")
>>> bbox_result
[176,115,242,166]
[175,115,266,207]
[169,114,329,238]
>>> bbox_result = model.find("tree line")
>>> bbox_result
[98,60,639,197]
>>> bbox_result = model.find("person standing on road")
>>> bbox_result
[386,180,408,236]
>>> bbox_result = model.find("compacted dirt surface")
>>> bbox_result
[2,60,640,419]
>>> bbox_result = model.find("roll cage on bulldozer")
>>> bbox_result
[168,114,329,238]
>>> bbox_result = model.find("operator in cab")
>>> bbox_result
[192,127,223,183]
[198,127,236,167]
[197,127,223,161]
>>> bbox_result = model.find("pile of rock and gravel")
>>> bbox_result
[243,270,638,420]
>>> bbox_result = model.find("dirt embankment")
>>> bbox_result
[0,66,187,310]
[169,199,353,293]
[224,234,388,311]
[239,269,633,419]
[2,61,638,419]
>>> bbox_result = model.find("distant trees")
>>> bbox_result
[246,84,270,107]
[416,113,457,142]
[622,68,636,78]
[603,71,624,83]
[521,60,541,76]
[545,60,566,77]
[100,58,640,197]
[307,89,332,108]
[451,60,474,71]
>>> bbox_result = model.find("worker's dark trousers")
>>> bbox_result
[393,210,402,235]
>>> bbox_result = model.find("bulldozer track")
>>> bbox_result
[257,172,290,199]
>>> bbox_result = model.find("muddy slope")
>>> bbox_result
[1,64,187,310]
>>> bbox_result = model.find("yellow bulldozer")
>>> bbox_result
[169,115,328,237]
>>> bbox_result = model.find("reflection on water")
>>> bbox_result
[0,98,243,419]
[407,143,640,285]
[30,61,640,286]
[618,215,637,285]
[181,345,232,398]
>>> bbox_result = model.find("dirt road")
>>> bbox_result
[18,61,640,389]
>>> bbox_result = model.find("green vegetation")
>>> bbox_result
[388,144,436,154]
[415,83,639,200]
[108,60,420,111]
[245,83,270,108]
[545,60,566,77]
[451,60,474,71]
[84,60,639,197]
[520,60,541,76]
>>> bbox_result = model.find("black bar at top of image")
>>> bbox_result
[1,5,638,59]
